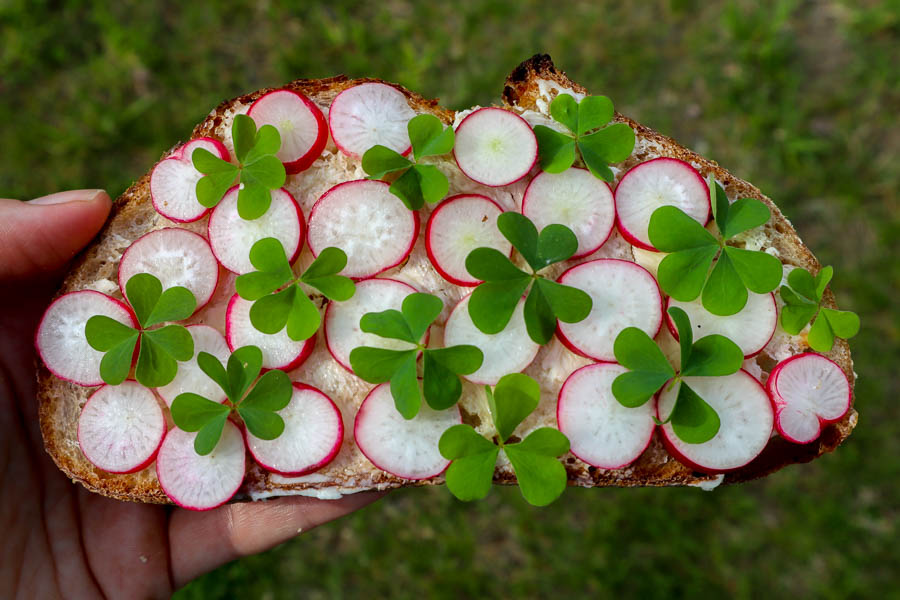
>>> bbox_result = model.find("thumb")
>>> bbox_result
[0,190,112,282]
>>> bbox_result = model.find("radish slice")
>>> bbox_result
[657,370,774,473]
[324,278,420,373]
[614,157,710,251]
[156,420,245,511]
[77,382,165,474]
[307,180,418,279]
[150,137,230,223]
[245,383,343,476]
[453,107,538,187]
[156,325,230,406]
[767,353,851,444]
[328,82,415,158]
[354,383,460,479]
[225,295,314,371]
[118,228,219,311]
[425,194,510,286]
[443,293,539,385]
[557,259,663,362]
[522,168,615,258]
[208,186,304,274]
[557,363,655,469]
[248,89,328,174]
[36,291,137,387]
[666,293,777,358]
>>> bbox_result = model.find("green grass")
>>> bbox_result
[2,0,898,597]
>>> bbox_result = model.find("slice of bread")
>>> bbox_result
[36,55,856,504]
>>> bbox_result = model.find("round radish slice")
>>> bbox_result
[657,370,774,473]
[666,293,777,358]
[425,194,510,286]
[36,291,137,386]
[245,383,343,476]
[614,157,710,251]
[77,382,166,474]
[150,137,230,223]
[443,293,539,385]
[354,383,460,480]
[557,259,663,362]
[328,82,415,158]
[557,363,655,469]
[248,89,328,174]
[208,186,304,274]
[225,295,314,371]
[156,420,245,511]
[118,228,219,311]
[324,278,420,373]
[522,168,615,258]
[453,108,538,187]
[307,180,418,279]
[156,325,230,406]
[767,353,851,444]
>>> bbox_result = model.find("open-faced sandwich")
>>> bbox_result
[34,55,859,510]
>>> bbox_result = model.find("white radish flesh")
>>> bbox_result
[77,382,165,474]
[657,370,774,473]
[557,363,655,469]
[614,157,710,251]
[443,294,539,385]
[557,259,663,362]
[248,89,328,174]
[354,383,460,480]
[207,187,304,274]
[156,420,246,511]
[666,293,777,358]
[225,295,314,371]
[453,107,537,187]
[156,325,230,406]
[328,82,415,158]
[245,383,343,476]
[522,168,616,258]
[36,291,137,387]
[150,137,230,222]
[307,180,418,279]
[118,228,220,311]
[425,194,510,286]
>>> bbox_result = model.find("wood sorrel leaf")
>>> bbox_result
[465,248,529,281]
[390,353,420,419]
[144,286,196,327]
[682,335,743,377]
[440,424,499,502]
[780,303,819,335]
[401,292,444,342]
[667,306,694,369]
[227,345,263,401]
[533,125,577,174]
[807,314,835,352]
[497,212,541,271]
[821,308,860,340]
[611,370,672,408]
[135,334,179,388]
[412,163,449,204]
[422,351,464,411]
[349,347,418,384]
[702,252,747,316]
[125,273,163,328]
[98,335,139,386]
[549,93,578,133]
[489,373,540,443]
[360,309,416,344]
[814,266,834,300]
[85,315,137,351]
[409,113,455,160]
[194,411,230,456]
[536,223,578,268]
[536,278,592,324]
[613,327,676,376]
[723,246,782,294]
[238,405,284,440]
[578,123,635,164]
[362,145,411,179]
[171,392,230,432]
[505,428,569,506]
[523,282,556,345]
[657,245,720,302]
[669,382,720,444]
[241,369,292,412]
[721,197,770,239]
[468,278,531,335]
[197,351,230,398]
[576,95,614,136]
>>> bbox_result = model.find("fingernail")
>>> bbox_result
[27,189,109,205]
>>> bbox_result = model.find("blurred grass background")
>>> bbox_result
[2,0,897,597]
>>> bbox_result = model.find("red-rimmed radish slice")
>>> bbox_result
[36,291,137,387]
[522,168,615,258]
[118,228,219,311]
[324,278,420,373]
[557,259,663,362]
[208,186,304,274]
[151,137,230,222]
[156,325,230,406]
[453,108,538,187]
[666,293,777,358]
[77,382,165,474]
[225,295,314,371]
[328,82,415,158]
[156,420,245,511]
[657,370,774,473]
[354,383,460,479]
[425,194,510,286]
[248,89,328,174]
[307,180,418,279]
[614,157,710,251]
[557,363,655,469]
[443,293,539,385]
[245,383,343,476]
[767,353,851,444]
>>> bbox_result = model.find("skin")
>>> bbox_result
[0,190,383,599]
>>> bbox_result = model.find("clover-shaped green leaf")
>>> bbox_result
[779,266,859,352]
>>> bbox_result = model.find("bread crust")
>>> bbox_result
[36,57,856,504]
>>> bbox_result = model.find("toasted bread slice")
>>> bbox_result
[37,55,856,504]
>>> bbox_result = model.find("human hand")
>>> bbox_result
[0,191,383,599]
